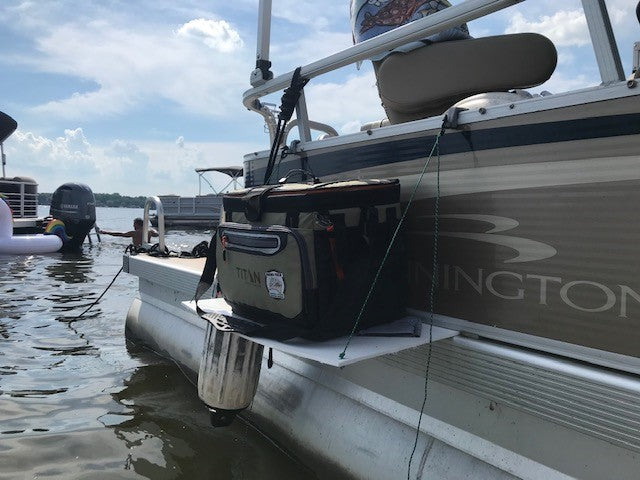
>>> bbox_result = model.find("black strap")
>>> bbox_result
[194,229,218,316]
[263,67,309,184]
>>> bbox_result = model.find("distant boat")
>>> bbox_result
[0,112,42,234]
[0,111,97,250]
[150,166,243,229]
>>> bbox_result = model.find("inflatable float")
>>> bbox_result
[0,197,64,254]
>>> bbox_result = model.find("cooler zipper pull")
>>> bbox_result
[221,234,228,261]
[326,225,345,282]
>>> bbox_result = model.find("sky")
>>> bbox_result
[0,0,636,196]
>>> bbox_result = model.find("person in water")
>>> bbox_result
[98,217,158,246]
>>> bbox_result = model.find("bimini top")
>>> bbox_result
[195,167,243,178]
[0,111,17,144]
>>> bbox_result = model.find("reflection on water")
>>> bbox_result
[45,251,95,284]
[0,207,312,479]
[107,353,315,480]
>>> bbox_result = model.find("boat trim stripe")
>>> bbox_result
[246,113,640,185]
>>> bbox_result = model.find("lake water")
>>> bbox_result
[0,207,315,479]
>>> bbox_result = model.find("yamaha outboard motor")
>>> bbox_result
[49,183,96,251]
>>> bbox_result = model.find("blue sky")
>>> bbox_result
[0,0,636,196]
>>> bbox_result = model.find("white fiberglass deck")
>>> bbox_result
[183,298,459,367]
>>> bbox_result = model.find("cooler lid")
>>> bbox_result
[223,178,400,214]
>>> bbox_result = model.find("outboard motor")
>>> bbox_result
[198,322,263,427]
[49,183,96,251]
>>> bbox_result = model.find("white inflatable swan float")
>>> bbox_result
[0,197,62,254]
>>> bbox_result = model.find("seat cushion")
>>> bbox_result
[375,33,557,123]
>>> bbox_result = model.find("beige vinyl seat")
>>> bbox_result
[374,33,557,124]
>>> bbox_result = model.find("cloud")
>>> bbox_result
[9,13,250,121]
[177,18,243,52]
[130,138,263,195]
[106,140,149,163]
[3,127,261,196]
[505,10,589,47]
[271,30,352,69]
[235,0,348,29]
[3,128,99,191]
[12,128,93,167]
[535,71,597,94]
[304,71,385,134]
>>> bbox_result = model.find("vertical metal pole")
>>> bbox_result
[252,0,273,86]
[581,0,624,83]
[257,0,272,66]
[295,90,312,143]
[1,143,5,178]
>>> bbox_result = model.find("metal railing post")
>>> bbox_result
[295,90,312,142]
[143,196,165,252]
[581,0,624,84]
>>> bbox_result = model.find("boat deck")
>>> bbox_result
[128,254,206,273]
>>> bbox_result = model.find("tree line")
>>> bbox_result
[38,192,148,208]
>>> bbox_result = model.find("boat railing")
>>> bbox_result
[244,0,624,144]
[143,196,165,252]
[158,194,222,216]
[281,119,338,145]
[0,180,38,218]
[195,167,244,195]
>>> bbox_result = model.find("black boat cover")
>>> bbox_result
[0,112,17,143]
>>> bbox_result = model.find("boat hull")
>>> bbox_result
[124,254,640,480]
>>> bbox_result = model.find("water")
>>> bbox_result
[0,207,315,479]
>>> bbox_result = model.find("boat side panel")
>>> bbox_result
[405,176,640,358]
[242,98,640,361]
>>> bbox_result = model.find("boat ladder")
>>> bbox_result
[143,196,166,252]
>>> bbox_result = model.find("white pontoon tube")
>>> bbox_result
[0,197,61,254]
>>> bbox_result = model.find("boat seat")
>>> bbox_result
[373,33,557,124]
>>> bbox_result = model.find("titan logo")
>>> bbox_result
[236,267,261,286]
[415,214,557,263]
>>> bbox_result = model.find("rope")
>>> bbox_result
[338,120,447,360]
[407,135,441,480]
[73,238,209,321]
[73,266,123,320]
